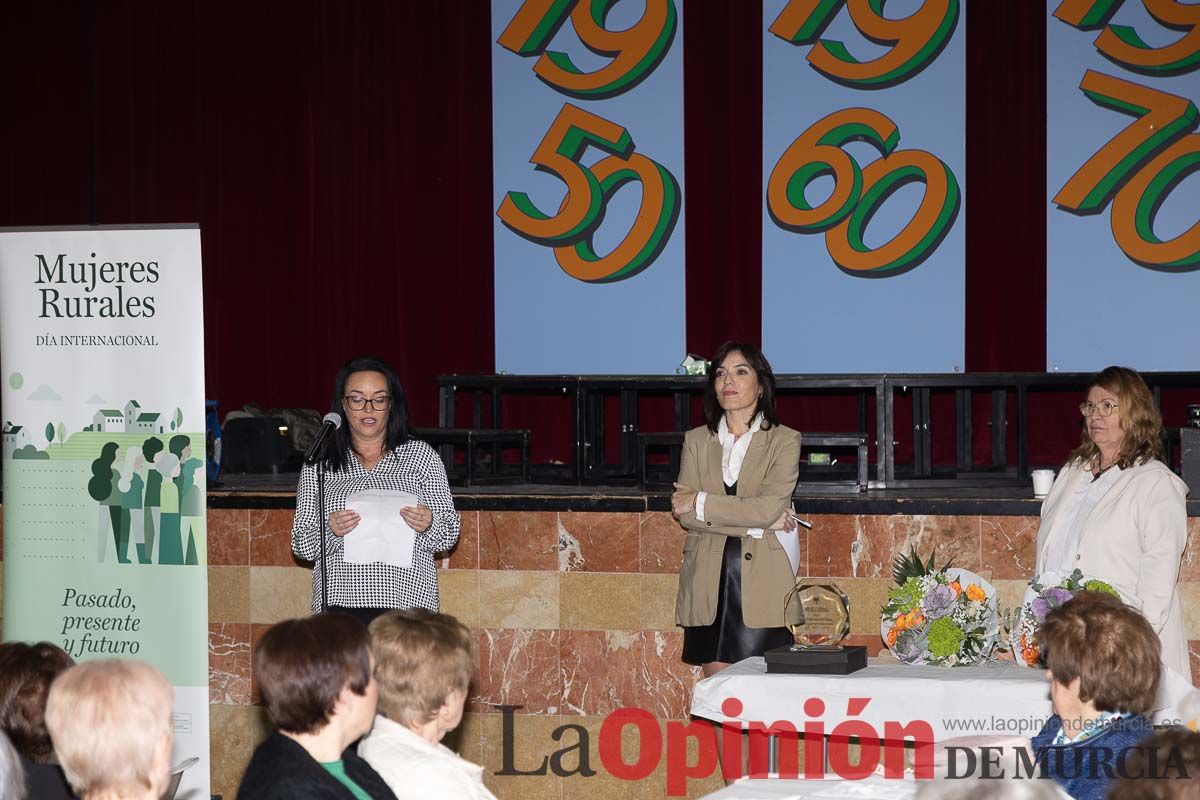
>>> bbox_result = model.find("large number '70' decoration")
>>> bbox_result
[497,104,680,283]
[767,108,961,277]
[1054,70,1200,271]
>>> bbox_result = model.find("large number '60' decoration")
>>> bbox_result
[767,108,961,277]
[497,104,680,283]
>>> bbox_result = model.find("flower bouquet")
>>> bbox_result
[1012,569,1121,667]
[880,549,1000,666]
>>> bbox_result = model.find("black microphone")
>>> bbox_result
[304,412,342,464]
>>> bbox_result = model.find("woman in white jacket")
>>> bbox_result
[1036,366,1191,696]
[360,609,496,800]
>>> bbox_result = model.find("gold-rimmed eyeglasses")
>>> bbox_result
[344,396,391,411]
[1079,400,1119,418]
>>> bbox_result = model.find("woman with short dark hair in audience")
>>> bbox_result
[291,356,460,626]
[237,613,396,800]
[0,641,77,799]
[1031,592,1159,800]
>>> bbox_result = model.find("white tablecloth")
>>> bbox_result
[699,775,917,800]
[690,657,1053,741]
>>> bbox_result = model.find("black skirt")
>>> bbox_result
[681,482,793,666]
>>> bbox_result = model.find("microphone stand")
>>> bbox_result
[306,437,332,614]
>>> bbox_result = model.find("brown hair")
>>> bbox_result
[369,609,475,727]
[0,642,74,763]
[254,614,372,734]
[1068,365,1164,469]
[703,341,780,434]
[1107,727,1200,799]
[1036,592,1160,714]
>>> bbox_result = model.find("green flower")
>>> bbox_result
[927,617,965,659]
[887,578,923,613]
[1082,579,1118,596]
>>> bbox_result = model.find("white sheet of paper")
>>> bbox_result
[342,490,417,568]
[773,503,802,575]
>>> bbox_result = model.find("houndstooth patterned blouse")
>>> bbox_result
[292,439,460,613]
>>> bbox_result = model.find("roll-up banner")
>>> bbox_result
[762,0,966,372]
[1047,0,1200,371]
[0,225,210,799]
[492,0,685,374]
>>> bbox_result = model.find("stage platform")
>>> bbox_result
[206,473,1200,516]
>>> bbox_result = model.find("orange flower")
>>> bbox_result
[950,580,962,597]
[887,627,899,647]
[966,584,986,602]
[1022,646,1039,666]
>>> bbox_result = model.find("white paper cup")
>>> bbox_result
[1032,469,1055,498]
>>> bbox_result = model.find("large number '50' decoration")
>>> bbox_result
[498,0,678,99]
[1054,0,1200,75]
[769,0,960,87]
[1054,70,1200,270]
[767,108,960,276]
[497,104,680,283]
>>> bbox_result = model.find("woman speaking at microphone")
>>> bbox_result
[672,342,802,676]
[291,356,460,626]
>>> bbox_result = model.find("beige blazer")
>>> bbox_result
[1036,459,1191,681]
[674,423,803,629]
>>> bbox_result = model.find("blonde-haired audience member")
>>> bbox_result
[43,660,173,800]
[360,609,496,800]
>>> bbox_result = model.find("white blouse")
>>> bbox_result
[695,414,765,537]
[1040,464,1123,573]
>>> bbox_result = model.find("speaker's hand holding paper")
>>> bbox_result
[342,490,417,568]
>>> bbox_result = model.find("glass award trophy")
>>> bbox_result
[788,582,851,650]
[764,581,867,674]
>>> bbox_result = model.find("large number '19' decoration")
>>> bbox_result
[498,0,678,99]
[1054,0,1200,75]
[767,109,961,277]
[769,0,960,87]
[1053,70,1200,270]
[497,104,680,283]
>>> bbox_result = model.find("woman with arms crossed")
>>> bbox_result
[292,356,460,626]
[672,342,802,675]
[1036,366,1191,697]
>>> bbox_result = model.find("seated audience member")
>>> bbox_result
[1107,726,1200,799]
[1030,592,1158,800]
[237,614,396,800]
[0,730,27,800]
[359,609,496,800]
[0,642,76,799]
[43,660,174,800]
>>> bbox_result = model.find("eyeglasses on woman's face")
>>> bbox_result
[1079,400,1118,418]
[344,396,391,412]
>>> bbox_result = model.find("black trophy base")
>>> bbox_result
[764,645,868,675]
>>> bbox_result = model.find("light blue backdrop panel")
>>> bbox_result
[762,0,966,373]
[492,0,685,375]
[1046,1,1200,372]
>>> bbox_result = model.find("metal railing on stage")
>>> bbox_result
[436,372,1200,490]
